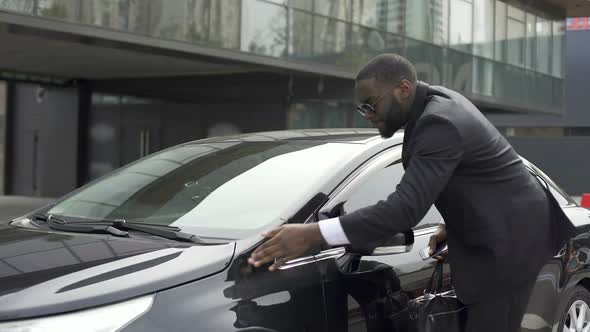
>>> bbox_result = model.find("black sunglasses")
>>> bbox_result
[355,77,406,117]
[355,90,392,117]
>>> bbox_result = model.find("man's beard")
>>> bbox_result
[378,99,407,138]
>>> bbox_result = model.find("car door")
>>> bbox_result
[313,147,451,332]
[223,192,331,332]
[222,247,327,332]
[519,162,590,331]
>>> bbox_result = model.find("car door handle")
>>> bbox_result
[314,247,347,261]
[278,248,346,270]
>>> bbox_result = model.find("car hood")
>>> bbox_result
[0,224,235,321]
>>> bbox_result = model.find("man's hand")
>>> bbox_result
[428,224,448,261]
[248,224,324,272]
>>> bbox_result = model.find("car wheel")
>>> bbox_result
[558,286,590,332]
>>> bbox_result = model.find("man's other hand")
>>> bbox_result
[248,224,323,271]
[428,224,448,261]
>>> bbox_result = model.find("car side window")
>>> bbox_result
[524,164,571,207]
[342,163,443,230]
[532,173,570,207]
[549,185,570,207]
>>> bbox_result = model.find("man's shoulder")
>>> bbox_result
[424,84,464,113]
[422,84,482,128]
[424,96,456,116]
[421,96,458,126]
[412,110,463,146]
[415,92,468,142]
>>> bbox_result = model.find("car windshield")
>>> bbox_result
[48,140,363,240]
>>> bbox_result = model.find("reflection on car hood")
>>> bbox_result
[0,224,235,321]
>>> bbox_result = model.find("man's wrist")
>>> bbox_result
[318,217,351,246]
[307,223,324,245]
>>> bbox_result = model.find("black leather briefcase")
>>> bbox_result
[408,261,466,332]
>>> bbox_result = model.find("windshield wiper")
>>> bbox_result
[109,219,212,244]
[34,214,129,237]
[34,214,215,245]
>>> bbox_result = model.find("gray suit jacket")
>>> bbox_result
[340,82,576,304]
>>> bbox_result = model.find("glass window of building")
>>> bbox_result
[405,0,449,46]
[149,0,190,41]
[185,0,211,43]
[525,13,536,69]
[288,103,323,129]
[406,39,445,85]
[352,0,378,28]
[552,20,565,78]
[313,16,347,55]
[209,0,241,49]
[81,0,132,30]
[507,4,525,21]
[314,0,351,21]
[125,0,151,34]
[241,0,288,57]
[450,0,473,52]
[368,28,387,54]
[350,24,387,57]
[406,1,432,42]
[495,1,507,61]
[376,0,404,34]
[37,0,80,22]
[473,0,494,59]
[0,0,36,14]
[287,0,313,11]
[289,8,314,57]
[535,17,552,74]
[507,5,525,67]
[435,0,450,46]
[287,101,350,129]
[473,57,493,96]
[323,102,349,128]
[353,111,372,128]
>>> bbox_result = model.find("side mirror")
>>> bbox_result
[581,194,590,209]
[371,230,414,256]
[346,230,414,256]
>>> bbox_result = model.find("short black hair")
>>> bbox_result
[355,53,417,84]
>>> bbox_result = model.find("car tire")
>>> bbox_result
[557,285,590,332]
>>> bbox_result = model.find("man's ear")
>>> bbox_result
[401,82,413,99]
[397,85,416,108]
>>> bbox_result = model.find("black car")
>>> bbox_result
[0,129,589,332]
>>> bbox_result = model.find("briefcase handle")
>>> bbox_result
[426,261,444,294]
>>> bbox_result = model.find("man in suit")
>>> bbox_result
[248,54,576,332]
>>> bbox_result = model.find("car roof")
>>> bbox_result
[192,128,405,146]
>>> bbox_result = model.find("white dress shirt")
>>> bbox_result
[318,217,351,246]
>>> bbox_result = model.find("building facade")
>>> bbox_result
[486,17,590,195]
[0,0,574,197]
